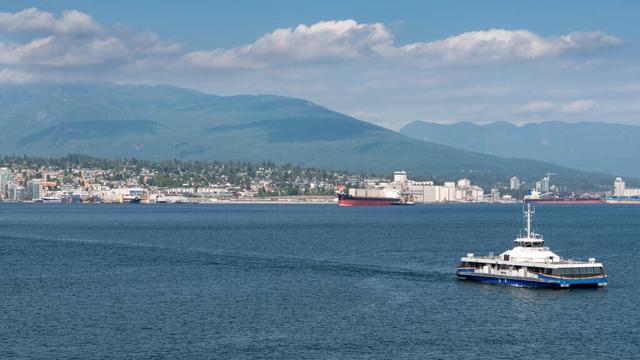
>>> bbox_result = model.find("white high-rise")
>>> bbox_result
[614,177,640,197]
[510,176,520,191]
[0,167,11,198]
[614,177,625,196]
[27,179,41,201]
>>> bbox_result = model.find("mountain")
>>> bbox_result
[400,120,640,178]
[0,83,618,190]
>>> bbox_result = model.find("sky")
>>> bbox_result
[0,0,639,130]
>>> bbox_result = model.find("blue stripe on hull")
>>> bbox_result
[458,273,557,288]
[457,271,607,288]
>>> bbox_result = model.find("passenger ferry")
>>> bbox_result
[456,204,607,288]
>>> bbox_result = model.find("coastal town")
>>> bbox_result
[0,155,628,205]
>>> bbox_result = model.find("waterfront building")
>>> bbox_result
[613,177,640,196]
[614,177,625,196]
[408,178,484,203]
[457,178,471,188]
[510,176,520,191]
[7,183,25,201]
[26,179,41,200]
[393,171,408,184]
[540,176,550,193]
[0,167,11,198]
[491,188,500,202]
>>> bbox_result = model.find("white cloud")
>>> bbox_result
[0,9,624,72]
[0,8,178,67]
[0,8,100,36]
[396,29,622,65]
[0,69,35,83]
[0,35,128,66]
[561,99,595,114]
[514,100,554,115]
[54,9,101,36]
[0,8,54,33]
[183,24,623,69]
[182,20,393,69]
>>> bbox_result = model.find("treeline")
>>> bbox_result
[0,154,374,194]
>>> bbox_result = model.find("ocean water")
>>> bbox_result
[0,203,638,359]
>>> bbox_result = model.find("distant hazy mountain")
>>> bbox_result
[400,120,640,178]
[0,83,616,189]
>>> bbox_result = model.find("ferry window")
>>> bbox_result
[579,268,586,275]
[585,268,593,275]
[544,268,552,275]
[597,267,604,274]
[552,269,561,276]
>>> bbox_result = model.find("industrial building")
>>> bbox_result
[613,177,640,197]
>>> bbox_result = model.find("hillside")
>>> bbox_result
[0,83,619,190]
[400,120,640,177]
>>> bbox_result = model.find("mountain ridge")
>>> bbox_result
[0,82,620,190]
[400,120,640,177]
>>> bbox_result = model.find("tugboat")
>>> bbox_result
[456,204,607,288]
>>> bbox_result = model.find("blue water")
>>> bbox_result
[1,203,638,359]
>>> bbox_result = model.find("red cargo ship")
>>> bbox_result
[337,193,402,206]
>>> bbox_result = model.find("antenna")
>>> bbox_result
[524,203,535,238]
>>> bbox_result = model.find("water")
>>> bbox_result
[0,203,638,359]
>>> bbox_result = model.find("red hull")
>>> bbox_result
[338,199,396,206]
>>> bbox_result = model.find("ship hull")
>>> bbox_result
[338,198,398,206]
[337,193,400,206]
[525,199,602,204]
[457,270,607,288]
[603,196,640,204]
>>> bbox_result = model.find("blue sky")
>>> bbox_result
[1,0,639,129]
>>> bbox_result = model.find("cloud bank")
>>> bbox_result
[0,8,623,72]
[182,21,622,69]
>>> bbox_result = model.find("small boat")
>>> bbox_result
[41,196,62,204]
[456,204,607,288]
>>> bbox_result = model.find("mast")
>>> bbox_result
[525,203,534,238]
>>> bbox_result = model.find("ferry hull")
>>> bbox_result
[457,270,607,289]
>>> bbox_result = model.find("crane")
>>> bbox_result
[80,171,92,191]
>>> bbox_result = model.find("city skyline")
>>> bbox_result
[1,1,639,129]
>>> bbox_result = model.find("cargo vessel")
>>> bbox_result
[603,196,640,204]
[337,192,402,206]
[456,204,607,288]
[524,190,602,204]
